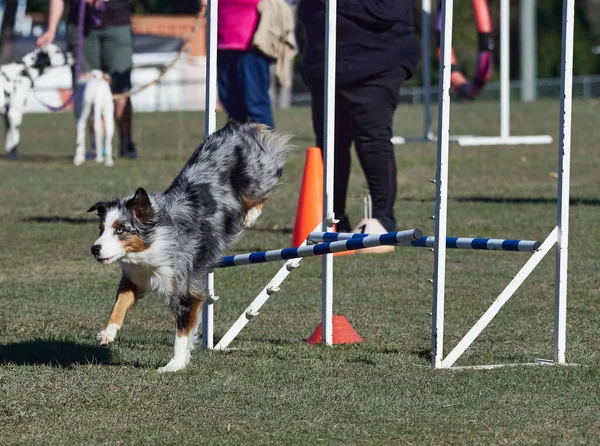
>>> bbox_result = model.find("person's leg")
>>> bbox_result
[341,66,407,232]
[238,52,274,127]
[304,74,354,230]
[217,50,248,123]
[100,25,135,157]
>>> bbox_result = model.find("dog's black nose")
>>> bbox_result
[91,245,101,256]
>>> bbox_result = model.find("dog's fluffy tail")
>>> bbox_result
[180,121,294,208]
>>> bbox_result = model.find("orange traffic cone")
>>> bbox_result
[291,147,355,256]
[307,315,363,345]
[292,147,323,248]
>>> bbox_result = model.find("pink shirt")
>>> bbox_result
[217,0,262,51]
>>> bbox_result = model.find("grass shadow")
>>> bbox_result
[0,339,112,367]
[23,216,97,224]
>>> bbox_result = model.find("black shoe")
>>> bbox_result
[336,215,352,233]
[120,141,138,159]
[7,148,18,161]
[376,216,397,233]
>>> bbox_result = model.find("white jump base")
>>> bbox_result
[457,135,553,146]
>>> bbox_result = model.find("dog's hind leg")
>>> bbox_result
[93,98,104,164]
[74,102,90,166]
[103,100,115,167]
[158,295,205,373]
[242,198,265,229]
[97,276,140,345]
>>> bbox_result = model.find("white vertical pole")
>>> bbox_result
[431,0,453,368]
[321,0,337,346]
[554,0,574,364]
[422,0,432,140]
[500,0,510,138]
[202,0,218,350]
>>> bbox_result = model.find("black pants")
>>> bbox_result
[305,66,406,232]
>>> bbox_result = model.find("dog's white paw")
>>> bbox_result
[73,154,85,166]
[95,156,104,163]
[157,358,187,373]
[96,323,119,346]
[105,158,114,167]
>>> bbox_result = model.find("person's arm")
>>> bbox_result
[36,0,65,47]
[336,0,415,26]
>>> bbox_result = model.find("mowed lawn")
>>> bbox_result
[1,100,600,444]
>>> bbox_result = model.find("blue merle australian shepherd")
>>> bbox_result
[87,122,292,372]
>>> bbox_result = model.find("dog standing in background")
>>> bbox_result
[73,70,115,167]
[0,44,72,159]
[86,122,292,372]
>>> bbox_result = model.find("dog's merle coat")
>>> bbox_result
[88,122,292,372]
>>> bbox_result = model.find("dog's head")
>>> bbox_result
[22,44,72,74]
[89,69,112,84]
[87,188,156,264]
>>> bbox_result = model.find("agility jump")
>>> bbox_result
[201,0,575,370]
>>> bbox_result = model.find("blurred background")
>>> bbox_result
[1,0,599,112]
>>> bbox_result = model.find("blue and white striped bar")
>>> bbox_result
[308,232,542,252]
[218,229,422,268]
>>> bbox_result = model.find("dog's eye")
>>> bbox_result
[115,227,124,235]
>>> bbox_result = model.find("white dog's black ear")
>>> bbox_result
[126,188,154,221]
[87,201,106,215]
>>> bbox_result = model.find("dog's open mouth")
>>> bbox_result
[96,256,117,264]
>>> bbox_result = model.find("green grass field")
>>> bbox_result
[1,100,600,444]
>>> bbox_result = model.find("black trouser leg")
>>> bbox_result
[306,75,354,225]
[340,67,406,232]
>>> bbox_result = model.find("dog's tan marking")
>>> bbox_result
[176,297,204,336]
[111,221,149,253]
[241,196,265,212]
[107,278,139,327]
[121,234,148,253]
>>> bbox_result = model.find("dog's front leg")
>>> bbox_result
[5,84,26,155]
[97,276,139,345]
[157,296,204,373]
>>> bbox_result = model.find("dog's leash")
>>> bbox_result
[32,0,86,111]
[111,10,204,101]
[33,3,203,109]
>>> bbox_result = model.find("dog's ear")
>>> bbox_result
[101,72,112,84]
[126,188,154,221]
[66,51,75,66]
[87,201,106,216]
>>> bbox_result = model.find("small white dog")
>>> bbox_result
[73,70,115,167]
[0,44,72,159]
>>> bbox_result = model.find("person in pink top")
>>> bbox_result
[217,0,275,127]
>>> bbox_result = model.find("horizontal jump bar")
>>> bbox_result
[308,232,542,252]
[218,229,423,268]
